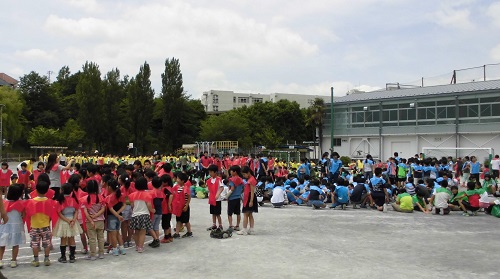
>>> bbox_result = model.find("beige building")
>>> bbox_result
[201,90,330,113]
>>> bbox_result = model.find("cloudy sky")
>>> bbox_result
[2,0,500,98]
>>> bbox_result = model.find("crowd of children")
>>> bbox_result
[0,150,499,273]
[0,152,261,272]
[260,151,500,219]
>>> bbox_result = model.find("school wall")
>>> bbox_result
[322,133,500,161]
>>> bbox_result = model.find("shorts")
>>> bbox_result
[176,206,190,224]
[371,191,386,206]
[130,214,153,231]
[397,177,406,182]
[122,205,132,221]
[30,226,52,249]
[161,213,172,230]
[242,196,258,213]
[307,200,325,207]
[152,214,162,231]
[107,215,121,232]
[227,199,241,216]
[210,201,222,215]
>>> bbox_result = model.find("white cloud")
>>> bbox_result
[65,0,100,13]
[14,48,57,61]
[491,44,500,62]
[487,2,500,27]
[433,8,474,30]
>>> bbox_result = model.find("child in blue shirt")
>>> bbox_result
[330,179,349,209]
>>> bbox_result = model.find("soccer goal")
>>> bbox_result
[421,147,494,161]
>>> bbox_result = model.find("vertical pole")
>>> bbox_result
[330,87,334,150]
[421,77,424,87]
[484,65,486,81]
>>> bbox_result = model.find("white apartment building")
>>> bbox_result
[201,90,330,113]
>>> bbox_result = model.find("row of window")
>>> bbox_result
[345,103,500,123]
[232,97,263,104]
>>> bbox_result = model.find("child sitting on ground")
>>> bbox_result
[391,188,413,213]
[330,179,349,209]
[428,180,451,215]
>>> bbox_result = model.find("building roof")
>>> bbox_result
[0,73,18,86]
[333,79,500,104]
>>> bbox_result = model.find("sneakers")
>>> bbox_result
[81,249,88,254]
[160,237,169,244]
[137,247,144,253]
[352,204,358,209]
[31,260,40,267]
[207,225,217,231]
[236,229,248,235]
[98,254,104,259]
[113,248,120,256]
[383,203,388,213]
[150,239,160,248]
[58,256,67,263]
[463,211,470,217]
[472,211,478,216]
[341,204,346,210]
[247,228,255,235]
[44,258,51,266]
[119,247,126,255]
[181,232,193,238]
[10,260,17,268]
[85,256,97,261]
[439,208,444,215]
[370,204,377,210]
[233,226,240,231]
[69,255,76,263]
[173,233,181,239]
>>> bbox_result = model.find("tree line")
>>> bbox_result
[1,58,325,154]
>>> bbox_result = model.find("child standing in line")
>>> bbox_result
[33,162,45,184]
[227,166,244,231]
[26,181,54,267]
[0,163,12,196]
[81,180,106,260]
[206,165,224,230]
[105,179,126,256]
[129,177,158,252]
[53,183,83,263]
[0,193,8,279]
[172,172,193,239]
[0,184,25,268]
[68,174,88,254]
[238,166,258,235]
[159,175,174,243]
[149,177,163,248]
[119,173,135,248]
[17,162,31,199]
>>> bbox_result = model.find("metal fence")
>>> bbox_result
[1,153,34,162]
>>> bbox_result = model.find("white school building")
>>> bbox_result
[322,80,500,161]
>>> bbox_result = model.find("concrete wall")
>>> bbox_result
[322,133,500,161]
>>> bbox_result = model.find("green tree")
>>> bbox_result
[161,57,186,152]
[200,111,251,149]
[61,119,86,149]
[18,71,60,128]
[306,98,325,152]
[102,68,125,153]
[127,62,155,153]
[27,126,62,146]
[0,86,25,146]
[76,62,103,150]
[52,66,81,121]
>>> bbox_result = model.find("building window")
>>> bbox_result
[213,105,218,112]
[238,97,248,103]
[253,98,263,103]
[213,94,218,104]
[333,138,341,146]
[233,97,236,103]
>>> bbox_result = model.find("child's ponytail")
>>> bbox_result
[119,173,131,190]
